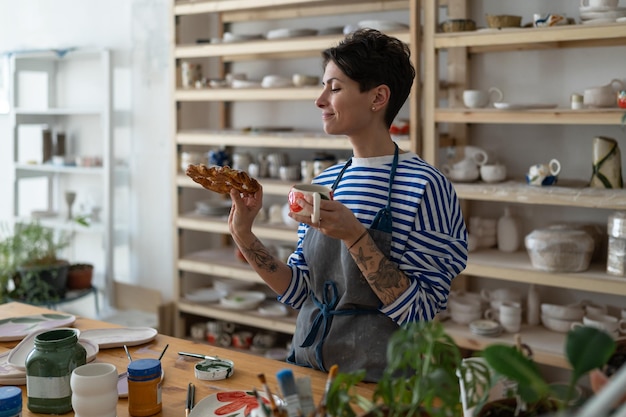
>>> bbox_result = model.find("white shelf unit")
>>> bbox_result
[422,1,626,369]
[170,0,419,339]
[8,48,122,305]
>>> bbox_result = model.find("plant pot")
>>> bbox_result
[67,263,94,290]
[476,397,560,417]
[16,260,70,300]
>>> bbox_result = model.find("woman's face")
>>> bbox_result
[315,61,376,137]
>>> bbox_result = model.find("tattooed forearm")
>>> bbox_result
[366,257,404,304]
[354,246,373,269]
[243,238,279,273]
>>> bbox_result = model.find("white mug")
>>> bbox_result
[480,164,507,183]
[71,362,118,417]
[463,87,503,108]
[288,184,333,223]
[580,0,619,8]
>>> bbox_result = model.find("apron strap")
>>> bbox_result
[371,143,398,233]
[300,281,378,371]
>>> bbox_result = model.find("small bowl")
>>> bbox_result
[220,291,266,310]
[292,74,319,87]
[541,303,585,321]
[541,314,577,333]
[485,14,522,29]
[439,19,477,33]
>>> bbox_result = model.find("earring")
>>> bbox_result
[371,106,376,111]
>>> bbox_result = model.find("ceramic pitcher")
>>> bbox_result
[590,136,623,189]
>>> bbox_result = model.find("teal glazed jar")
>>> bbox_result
[25,328,86,414]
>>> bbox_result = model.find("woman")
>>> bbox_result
[229,28,467,381]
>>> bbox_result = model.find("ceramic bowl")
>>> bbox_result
[541,303,585,321]
[220,291,266,310]
[486,14,522,29]
[292,74,319,87]
[439,19,476,32]
[542,314,577,333]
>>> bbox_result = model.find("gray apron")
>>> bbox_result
[286,144,400,382]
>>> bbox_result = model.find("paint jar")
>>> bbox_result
[0,386,22,417]
[26,328,86,414]
[127,359,162,416]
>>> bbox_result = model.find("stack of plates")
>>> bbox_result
[195,200,231,216]
[579,6,626,24]
[469,320,503,337]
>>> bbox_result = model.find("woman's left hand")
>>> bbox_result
[289,195,364,242]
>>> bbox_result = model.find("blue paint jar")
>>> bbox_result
[0,386,22,417]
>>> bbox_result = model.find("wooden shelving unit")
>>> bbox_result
[423,1,626,369]
[170,0,419,342]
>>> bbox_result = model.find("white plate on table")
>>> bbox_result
[7,328,98,371]
[493,102,558,110]
[79,327,158,349]
[0,313,76,342]
[189,391,281,417]
[0,351,26,385]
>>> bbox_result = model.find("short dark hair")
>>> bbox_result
[321,28,415,128]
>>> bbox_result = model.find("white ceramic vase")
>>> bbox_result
[71,362,118,417]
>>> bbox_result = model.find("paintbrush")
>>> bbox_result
[123,345,132,362]
[186,382,194,417]
[311,364,338,417]
[257,373,283,417]
[158,344,169,361]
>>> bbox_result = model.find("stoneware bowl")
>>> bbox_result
[439,19,476,32]
[541,303,585,321]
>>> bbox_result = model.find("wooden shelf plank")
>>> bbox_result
[465,250,626,296]
[453,180,626,210]
[177,213,298,241]
[445,321,569,369]
[178,300,297,334]
[434,23,626,50]
[435,108,624,125]
[175,31,409,59]
[179,248,261,281]
[175,87,320,101]
[175,129,411,150]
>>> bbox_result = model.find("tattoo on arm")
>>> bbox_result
[366,258,403,303]
[243,238,278,273]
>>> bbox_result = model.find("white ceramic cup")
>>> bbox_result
[481,288,521,303]
[480,164,507,183]
[71,362,118,417]
[571,313,626,335]
[463,87,504,108]
[288,184,333,223]
[580,0,619,8]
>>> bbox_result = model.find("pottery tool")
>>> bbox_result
[312,364,338,417]
[257,373,283,417]
[178,351,220,361]
[185,382,194,417]
[158,344,169,361]
[276,369,303,417]
[123,345,132,362]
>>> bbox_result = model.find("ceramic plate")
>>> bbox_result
[493,102,558,110]
[257,302,289,317]
[580,9,626,20]
[220,291,266,310]
[189,391,279,417]
[78,327,158,349]
[185,288,227,303]
[0,314,76,342]
[579,5,626,12]
[0,351,26,385]
[581,18,619,24]
[7,328,98,370]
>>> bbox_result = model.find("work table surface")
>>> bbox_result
[0,302,375,417]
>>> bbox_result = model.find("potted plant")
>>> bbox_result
[477,325,616,417]
[66,263,94,290]
[325,320,493,417]
[0,220,72,303]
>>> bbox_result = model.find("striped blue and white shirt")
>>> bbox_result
[280,151,468,324]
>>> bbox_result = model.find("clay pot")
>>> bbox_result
[67,264,94,290]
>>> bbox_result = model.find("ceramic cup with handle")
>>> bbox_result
[526,159,561,186]
[463,87,504,108]
[480,163,507,183]
[288,184,333,223]
[580,0,619,8]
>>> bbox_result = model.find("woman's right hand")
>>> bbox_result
[228,186,263,240]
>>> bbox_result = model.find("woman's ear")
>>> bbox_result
[371,84,391,109]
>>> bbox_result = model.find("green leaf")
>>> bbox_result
[566,326,616,383]
[482,345,551,403]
